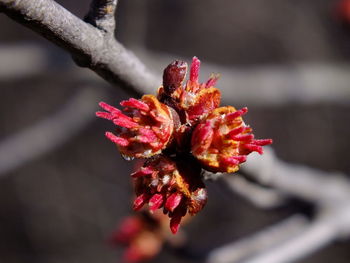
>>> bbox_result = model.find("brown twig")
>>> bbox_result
[0,0,159,97]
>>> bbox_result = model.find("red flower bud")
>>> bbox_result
[132,155,207,234]
[165,192,182,212]
[96,95,175,158]
[180,57,221,123]
[110,216,143,244]
[191,106,272,173]
[162,60,187,96]
[110,213,164,263]
[158,57,221,124]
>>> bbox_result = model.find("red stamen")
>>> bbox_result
[244,144,263,154]
[205,74,219,88]
[133,193,148,211]
[112,112,138,129]
[226,126,244,137]
[149,194,164,211]
[231,134,254,141]
[165,193,182,212]
[226,107,248,120]
[191,121,213,152]
[253,139,273,146]
[232,155,247,163]
[99,101,119,113]
[131,166,154,178]
[190,56,200,83]
[105,132,129,146]
[95,111,113,120]
[120,98,150,112]
[221,157,239,166]
[170,214,182,234]
[222,155,247,166]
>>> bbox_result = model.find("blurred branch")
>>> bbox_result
[2,42,350,106]
[0,87,104,175]
[206,149,350,262]
[243,214,347,263]
[135,48,350,105]
[220,175,286,209]
[242,148,350,204]
[206,215,308,263]
[0,45,48,80]
[0,0,159,96]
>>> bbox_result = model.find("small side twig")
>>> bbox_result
[85,0,118,34]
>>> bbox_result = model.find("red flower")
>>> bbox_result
[158,57,221,125]
[132,155,207,234]
[110,214,163,263]
[96,95,175,158]
[191,106,272,173]
[336,0,350,23]
[97,57,272,236]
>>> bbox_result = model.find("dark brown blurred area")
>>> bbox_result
[0,0,350,262]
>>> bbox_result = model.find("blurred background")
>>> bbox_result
[1,0,350,262]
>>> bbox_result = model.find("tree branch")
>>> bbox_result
[224,149,350,263]
[206,215,308,263]
[243,218,339,263]
[85,0,118,34]
[0,0,159,96]
[204,149,350,263]
[0,87,104,175]
[220,175,286,209]
[241,148,350,204]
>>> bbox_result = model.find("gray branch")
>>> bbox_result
[207,215,309,263]
[243,215,344,263]
[220,175,286,209]
[206,149,350,263]
[0,0,159,97]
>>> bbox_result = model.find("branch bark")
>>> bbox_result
[0,0,159,97]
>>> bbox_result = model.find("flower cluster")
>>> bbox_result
[109,213,163,263]
[97,57,272,234]
[336,0,350,25]
[96,95,174,158]
[110,210,191,263]
[132,155,206,234]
